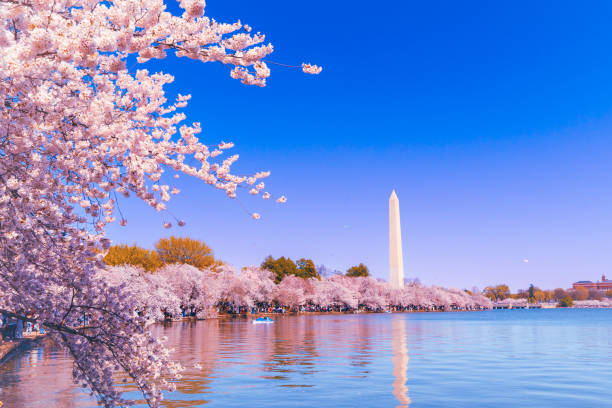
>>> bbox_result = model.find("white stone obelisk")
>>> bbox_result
[389,190,404,289]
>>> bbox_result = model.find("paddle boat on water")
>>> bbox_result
[252,316,274,324]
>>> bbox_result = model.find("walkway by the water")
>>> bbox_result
[0,335,45,364]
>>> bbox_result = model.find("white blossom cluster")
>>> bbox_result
[572,299,612,308]
[103,264,493,322]
[0,0,319,406]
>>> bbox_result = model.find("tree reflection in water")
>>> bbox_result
[0,315,413,407]
[0,341,89,408]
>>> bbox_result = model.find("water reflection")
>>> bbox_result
[3,310,612,408]
[392,317,410,407]
[0,342,87,408]
[0,315,412,407]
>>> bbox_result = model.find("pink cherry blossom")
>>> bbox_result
[302,63,323,74]
[0,0,319,406]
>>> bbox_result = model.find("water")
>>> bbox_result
[1,309,611,407]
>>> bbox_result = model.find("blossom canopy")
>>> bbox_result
[0,0,319,406]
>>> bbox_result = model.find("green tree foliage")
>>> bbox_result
[261,256,320,283]
[559,296,574,307]
[154,236,215,269]
[346,263,370,277]
[262,256,298,283]
[296,258,320,280]
[103,244,163,272]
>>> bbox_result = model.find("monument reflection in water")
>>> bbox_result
[0,315,414,407]
[392,317,410,407]
[3,310,612,407]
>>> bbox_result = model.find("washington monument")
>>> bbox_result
[389,190,404,288]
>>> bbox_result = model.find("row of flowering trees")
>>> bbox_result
[572,299,612,308]
[103,264,492,322]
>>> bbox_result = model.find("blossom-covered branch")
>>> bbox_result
[0,0,319,406]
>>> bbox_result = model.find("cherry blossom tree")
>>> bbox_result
[273,275,306,310]
[215,265,253,312]
[0,0,320,406]
[354,277,389,310]
[241,266,276,307]
[104,265,181,321]
[470,291,492,308]
[157,264,220,318]
[100,261,493,318]
[327,274,359,309]
[574,299,612,308]
[306,277,331,308]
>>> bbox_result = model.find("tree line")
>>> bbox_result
[483,283,612,307]
[105,236,371,281]
[103,263,491,322]
[100,237,490,320]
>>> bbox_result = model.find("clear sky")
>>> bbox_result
[107,0,612,291]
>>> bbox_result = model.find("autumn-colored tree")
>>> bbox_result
[484,284,511,301]
[262,256,299,284]
[528,284,535,299]
[103,244,163,272]
[515,289,528,299]
[154,237,215,269]
[553,288,568,301]
[542,290,555,302]
[526,285,546,303]
[533,288,546,303]
[210,259,227,272]
[588,289,603,301]
[572,286,589,301]
[346,263,370,278]
[606,289,612,298]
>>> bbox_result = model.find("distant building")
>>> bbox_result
[572,275,612,291]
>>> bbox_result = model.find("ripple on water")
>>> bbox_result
[1,309,612,407]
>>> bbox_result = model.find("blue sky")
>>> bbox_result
[107,0,612,291]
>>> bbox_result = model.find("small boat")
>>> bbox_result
[252,316,274,324]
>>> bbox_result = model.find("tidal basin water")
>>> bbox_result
[1,309,612,407]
